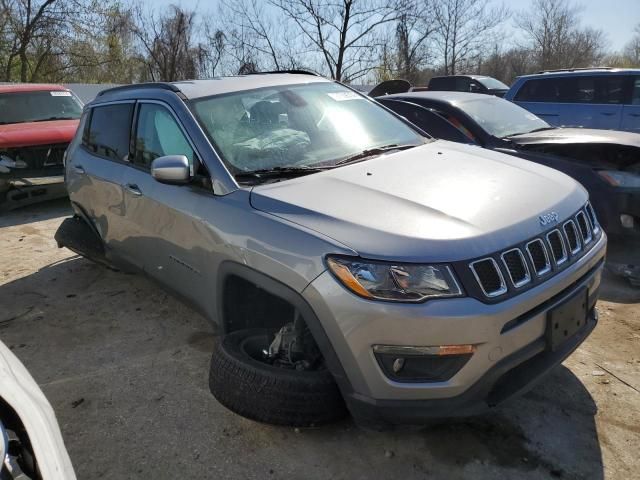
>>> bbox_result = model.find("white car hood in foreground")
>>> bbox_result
[251,141,587,262]
[0,341,75,479]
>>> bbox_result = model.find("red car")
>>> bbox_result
[0,84,83,209]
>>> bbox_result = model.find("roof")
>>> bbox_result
[0,83,69,94]
[98,74,331,101]
[385,91,486,104]
[517,68,640,79]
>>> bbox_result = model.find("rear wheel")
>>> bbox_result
[209,328,347,427]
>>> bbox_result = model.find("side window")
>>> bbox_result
[133,103,195,170]
[83,103,134,161]
[434,110,477,143]
[515,78,568,102]
[455,77,471,92]
[595,76,626,104]
[632,77,640,105]
[386,102,475,144]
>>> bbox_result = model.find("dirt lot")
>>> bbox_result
[1,199,639,480]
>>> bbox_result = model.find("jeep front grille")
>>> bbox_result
[467,204,600,299]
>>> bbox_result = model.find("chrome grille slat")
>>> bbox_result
[501,248,531,288]
[585,202,600,234]
[526,239,551,276]
[575,210,592,244]
[563,220,582,255]
[469,258,507,297]
[547,229,568,266]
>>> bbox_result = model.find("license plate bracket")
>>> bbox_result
[546,287,588,351]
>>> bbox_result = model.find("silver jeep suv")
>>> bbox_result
[57,72,606,428]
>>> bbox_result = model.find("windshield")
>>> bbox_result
[457,96,551,138]
[191,82,426,174]
[476,77,509,90]
[0,90,82,125]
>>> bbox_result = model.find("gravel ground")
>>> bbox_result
[1,199,639,480]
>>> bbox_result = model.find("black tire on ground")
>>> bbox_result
[209,328,347,427]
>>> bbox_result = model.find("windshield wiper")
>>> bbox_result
[32,116,76,122]
[335,144,418,166]
[235,165,332,181]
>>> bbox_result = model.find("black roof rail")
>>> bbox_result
[249,69,320,77]
[536,67,615,74]
[96,82,181,97]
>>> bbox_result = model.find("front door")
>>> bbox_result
[120,101,208,306]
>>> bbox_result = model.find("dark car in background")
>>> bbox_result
[427,75,510,97]
[0,84,83,210]
[505,68,640,132]
[376,91,640,284]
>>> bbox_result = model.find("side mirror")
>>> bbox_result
[151,155,191,185]
[469,83,482,93]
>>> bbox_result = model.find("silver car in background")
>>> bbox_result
[56,72,606,428]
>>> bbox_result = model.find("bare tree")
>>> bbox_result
[133,5,202,82]
[517,0,605,71]
[393,0,436,82]
[2,0,69,81]
[270,0,401,82]
[623,24,640,66]
[220,0,295,72]
[432,0,509,75]
[201,27,226,77]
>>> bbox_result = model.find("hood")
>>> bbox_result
[250,141,587,262]
[0,119,79,149]
[508,127,640,148]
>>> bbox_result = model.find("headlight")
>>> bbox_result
[598,170,640,188]
[326,256,463,302]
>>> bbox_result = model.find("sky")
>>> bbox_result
[142,0,640,52]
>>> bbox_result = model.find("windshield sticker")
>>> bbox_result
[327,91,362,101]
[50,91,72,96]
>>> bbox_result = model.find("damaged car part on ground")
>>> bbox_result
[0,341,76,479]
[56,73,606,428]
[375,88,638,286]
[0,84,83,211]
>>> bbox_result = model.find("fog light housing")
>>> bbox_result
[620,214,635,229]
[373,345,474,383]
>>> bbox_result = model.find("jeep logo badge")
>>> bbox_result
[539,212,559,226]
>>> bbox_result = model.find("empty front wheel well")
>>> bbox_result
[216,262,355,398]
[221,274,297,333]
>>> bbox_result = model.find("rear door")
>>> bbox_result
[564,75,625,129]
[119,101,207,305]
[621,76,640,132]
[66,102,134,253]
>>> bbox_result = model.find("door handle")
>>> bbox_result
[125,183,142,196]
[629,113,640,117]
[600,112,615,116]
[73,165,85,174]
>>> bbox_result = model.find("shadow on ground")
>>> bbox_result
[0,256,604,479]
[0,197,72,228]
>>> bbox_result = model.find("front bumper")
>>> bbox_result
[303,232,606,423]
